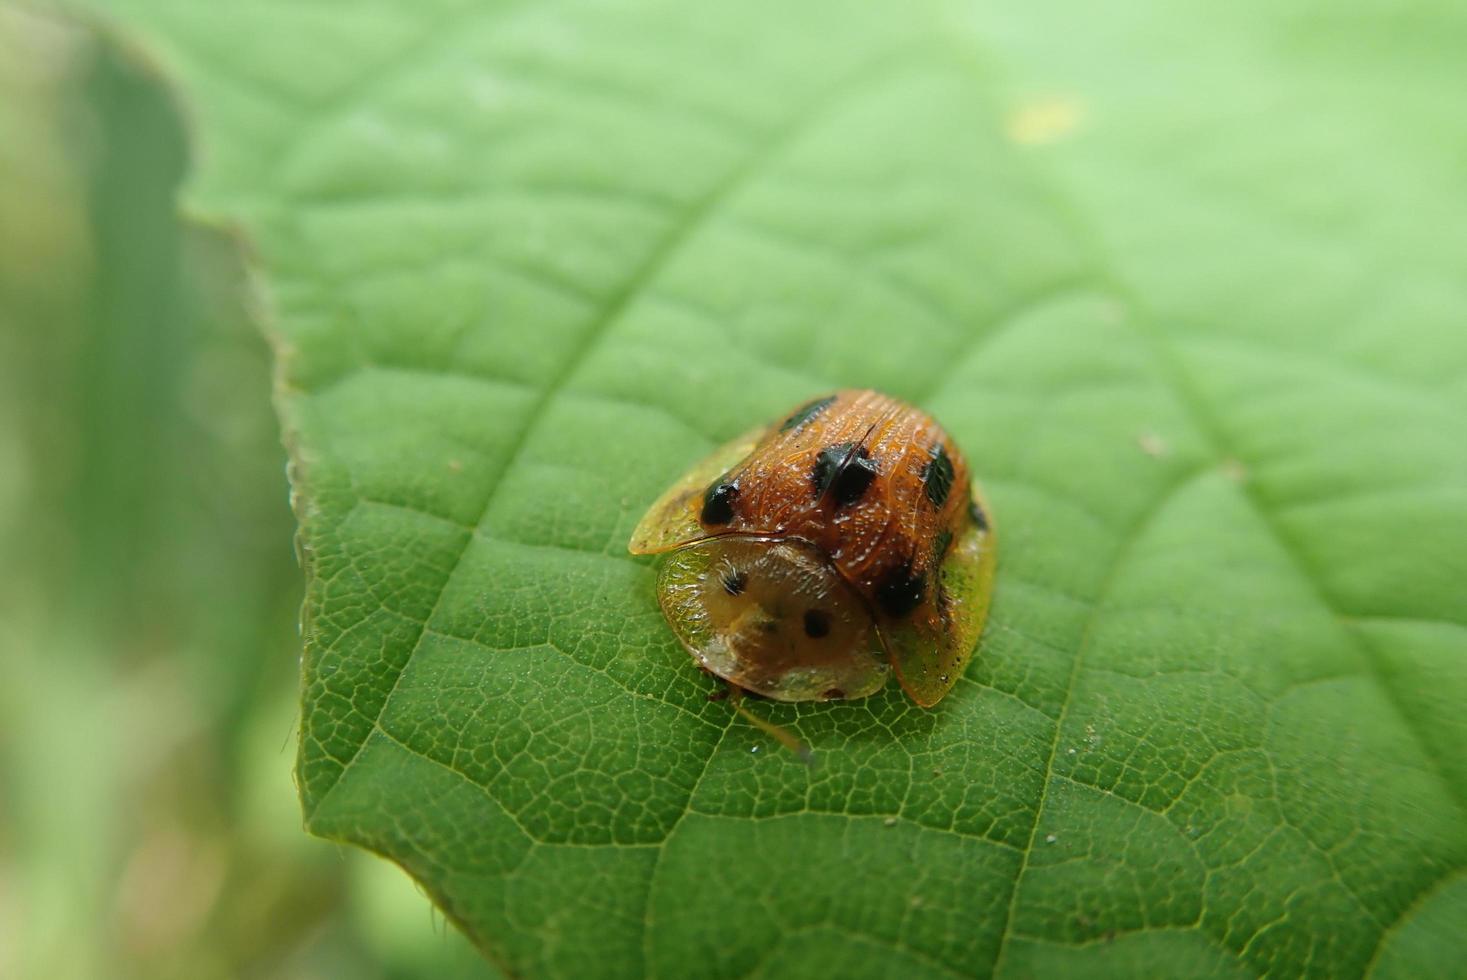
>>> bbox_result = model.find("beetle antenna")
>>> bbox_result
[728,684,814,765]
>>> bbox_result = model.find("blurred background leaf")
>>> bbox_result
[0,7,492,978]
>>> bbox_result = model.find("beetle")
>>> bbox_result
[630,389,995,716]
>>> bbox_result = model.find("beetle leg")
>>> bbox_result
[727,684,814,765]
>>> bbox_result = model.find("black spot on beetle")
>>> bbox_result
[922,443,955,508]
[721,570,748,596]
[931,529,953,566]
[780,394,838,432]
[968,499,989,531]
[876,562,926,618]
[811,442,880,506]
[701,479,738,525]
[822,687,845,700]
[803,609,831,638]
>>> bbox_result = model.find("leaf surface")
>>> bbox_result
[88,0,1467,976]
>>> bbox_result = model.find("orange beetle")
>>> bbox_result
[630,389,996,708]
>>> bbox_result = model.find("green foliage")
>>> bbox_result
[83,0,1467,976]
[0,10,486,977]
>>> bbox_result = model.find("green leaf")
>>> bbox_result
[88,0,1467,976]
